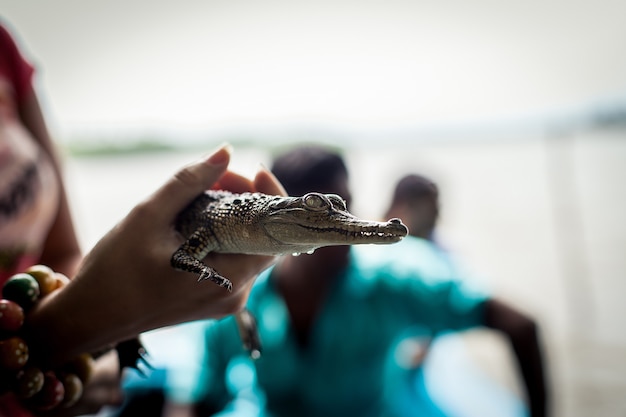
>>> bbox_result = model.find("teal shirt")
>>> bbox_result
[194,236,488,417]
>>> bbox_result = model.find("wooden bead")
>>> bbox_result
[0,336,29,370]
[24,265,57,297]
[63,353,95,384]
[0,299,25,333]
[59,373,83,408]
[15,367,45,399]
[2,273,40,310]
[53,272,71,290]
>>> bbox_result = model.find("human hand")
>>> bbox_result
[27,145,285,365]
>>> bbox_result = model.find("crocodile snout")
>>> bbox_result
[387,218,409,238]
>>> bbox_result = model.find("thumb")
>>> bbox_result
[149,144,232,219]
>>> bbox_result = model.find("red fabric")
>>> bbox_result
[0,253,39,284]
[0,22,35,107]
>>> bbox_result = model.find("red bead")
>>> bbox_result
[0,299,25,332]
[27,371,65,411]
[15,367,45,399]
[0,336,29,370]
[2,273,40,309]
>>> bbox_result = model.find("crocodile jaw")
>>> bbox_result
[261,217,408,254]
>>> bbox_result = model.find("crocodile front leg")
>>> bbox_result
[171,248,262,357]
[171,229,233,291]
[171,229,261,357]
[171,249,232,291]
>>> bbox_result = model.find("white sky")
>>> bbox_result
[2,0,626,141]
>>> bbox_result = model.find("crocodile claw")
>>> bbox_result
[199,267,233,292]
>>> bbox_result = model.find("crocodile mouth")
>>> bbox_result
[300,225,406,240]
[265,219,408,246]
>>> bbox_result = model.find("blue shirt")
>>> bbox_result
[192,236,488,417]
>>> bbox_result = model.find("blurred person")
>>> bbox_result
[0,19,111,416]
[0,21,81,290]
[161,145,548,417]
[0,21,284,416]
[384,173,550,416]
[384,174,439,241]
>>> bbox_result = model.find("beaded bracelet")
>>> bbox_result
[0,265,95,411]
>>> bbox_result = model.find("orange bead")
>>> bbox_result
[25,265,57,297]
[0,336,29,370]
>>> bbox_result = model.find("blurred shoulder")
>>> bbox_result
[351,235,456,281]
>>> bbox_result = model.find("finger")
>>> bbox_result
[149,145,231,219]
[213,171,255,193]
[254,165,287,196]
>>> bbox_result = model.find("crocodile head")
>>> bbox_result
[258,192,408,255]
[175,190,408,257]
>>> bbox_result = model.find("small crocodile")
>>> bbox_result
[171,190,408,357]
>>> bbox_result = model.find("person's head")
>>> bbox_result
[385,174,439,240]
[270,145,351,206]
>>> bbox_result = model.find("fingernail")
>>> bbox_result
[205,143,232,165]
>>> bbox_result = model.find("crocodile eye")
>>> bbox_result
[303,193,330,211]
[327,194,347,211]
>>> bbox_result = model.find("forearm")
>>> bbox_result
[508,320,548,417]
[483,299,549,417]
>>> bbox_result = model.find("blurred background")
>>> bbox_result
[2,0,625,416]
